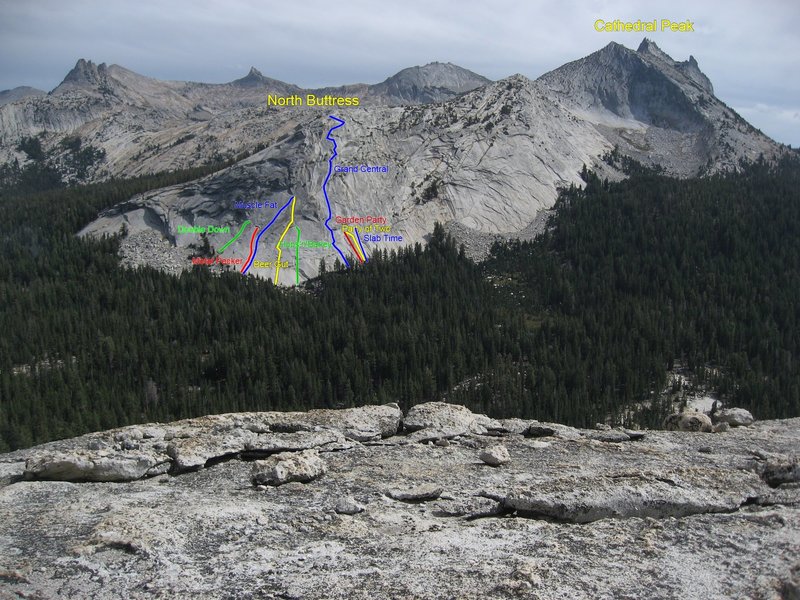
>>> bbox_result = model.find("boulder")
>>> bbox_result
[403,402,479,435]
[715,408,755,427]
[491,418,531,435]
[250,449,327,486]
[525,422,582,440]
[479,445,511,466]
[334,497,364,515]
[587,430,631,443]
[663,411,713,432]
[757,453,800,487]
[525,424,556,438]
[387,484,443,502]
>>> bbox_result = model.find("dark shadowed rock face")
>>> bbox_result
[0,403,798,599]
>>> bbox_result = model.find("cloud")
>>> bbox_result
[735,103,800,147]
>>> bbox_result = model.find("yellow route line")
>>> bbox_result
[352,230,366,262]
[274,196,297,285]
[343,229,365,262]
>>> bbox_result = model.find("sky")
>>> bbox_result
[1,0,798,146]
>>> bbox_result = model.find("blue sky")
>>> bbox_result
[1,0,798,145]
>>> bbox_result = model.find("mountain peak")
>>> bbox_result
[387,62,490,87]
[637,38,671,61]
[597,41,634,58]
[232,66,271,87]
[602,40,628,51]
[636,38,714,95]
[52,58,112,93]
[0,86,46,107]
[371,62,490,104]
[62,59,106,85]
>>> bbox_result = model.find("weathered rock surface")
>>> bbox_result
[0,405,798,599]
[505,468,763,523]
[716,407,755,427]
[16,403,401,482]
[24,450,168,482]
[251,449,327,486]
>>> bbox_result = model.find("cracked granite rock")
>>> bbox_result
[0,403,798,599]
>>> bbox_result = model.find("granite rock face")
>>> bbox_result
[16,403,402,481]
[0,402,798,599]
[0,41,782,282]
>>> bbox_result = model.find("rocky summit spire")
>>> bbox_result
[637,38,672,62]
[681,54,714,95]
[60,58,106,87]
[637,38,714,95]
[233,67,268,86]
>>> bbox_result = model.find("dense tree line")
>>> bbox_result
[1,156,799,450]
[485,155,800,426]
[0,165,514,448]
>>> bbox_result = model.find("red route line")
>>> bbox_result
[241,226,260,273]
[346,230,366,262]
[350,233,364,262]
[343,230,364,263]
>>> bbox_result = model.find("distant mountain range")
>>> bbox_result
[0,39,787,282]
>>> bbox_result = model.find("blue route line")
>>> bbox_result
[241,195,295,275]
[323,115,350,268]
[354,226,369,262]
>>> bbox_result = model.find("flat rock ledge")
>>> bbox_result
[0,403,798,599]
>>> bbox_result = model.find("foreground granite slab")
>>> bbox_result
[0,403,797,599]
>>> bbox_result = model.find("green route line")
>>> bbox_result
[218,220,251,254]
[294,225,301,285]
